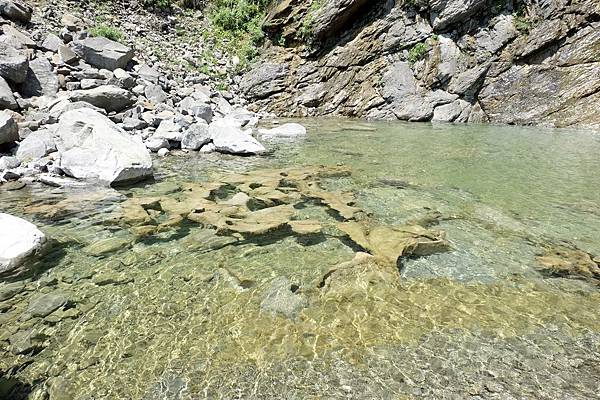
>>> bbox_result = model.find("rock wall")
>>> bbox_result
[241,0,600,128]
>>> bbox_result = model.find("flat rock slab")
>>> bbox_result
[71,37,134,71]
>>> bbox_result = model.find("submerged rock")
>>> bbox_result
[536,245,600,285]
[209,119,266,155]
[337,222,450,266]
[258,123,307,137]
[55,108,153,185]
[260,276,308,319]
[0,213,47,275]
[24,292,68,318]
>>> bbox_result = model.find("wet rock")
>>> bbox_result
[71,37,134,71]
[209,119,266,155]
[92,271,133,285]
[0,110,18,144]
[0,43,28,84]
[0,281,24,301]
[258,123,307,137]
[55,108,153,185]
[69,85,136,112]
[9,329,37,355]
[25,292,68,318]
[260,276,308,319]
[85,237,131,256]
[536,245,600,285]
[0,213,47,275]
[337,222,450,265]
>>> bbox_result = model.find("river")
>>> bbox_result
[1,119,599,399]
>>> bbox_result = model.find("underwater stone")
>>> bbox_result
[260,276,308,319]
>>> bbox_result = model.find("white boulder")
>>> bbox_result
[209,118,266,155]
[55,108,153,185]
[258,123,307,137]
[0,213,46,275]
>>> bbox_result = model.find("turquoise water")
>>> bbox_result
[1,120,599,399]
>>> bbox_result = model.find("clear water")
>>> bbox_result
[1,120,599,399]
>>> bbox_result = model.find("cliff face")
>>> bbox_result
[240,0,600,128]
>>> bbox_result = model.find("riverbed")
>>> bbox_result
[1,119,599,399]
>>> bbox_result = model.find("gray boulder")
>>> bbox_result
[0,76,17,109]
[0,0,32,23]
[0,43,28,84]
[0,213,47,275]
[258,123,307,137]
[1,25,35,48]
[71,37,134,71]
[209,119,266,155]
[144,84,167,104]
[181,123,210,150]
[55,108,153,185]
[19,58,60,98]
[16,128,56,162]
[58,45,78,64]
[69,85,136,112]
[136,64,160,83]
[240,63,288,100]
[112,68,135,89]
[41,33,63,52]
[0,110,18,144]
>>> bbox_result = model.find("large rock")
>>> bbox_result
[69,85,136,112]
[55,108,153,185]
[0,110,18,144]
[209,119,266,155]
[0,213,47,275]
[0,76,17,109]
[181,123,210,150]
[240,63,288,100]
[0,0,32,23]
[479,62,600,128]
[16,128,56,162]
[0,43,28,84]
[71,37,134,71]
[19,57,60,98]
[1,25,35,48]
[258,123,307,137]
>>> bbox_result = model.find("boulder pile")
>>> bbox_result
[0,1,298,187]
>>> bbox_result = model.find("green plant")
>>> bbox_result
[299,0,323,43]
[514,15,531,33]
[206,0,271,68]
[89,24,124,42]
[408,42,429,64]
